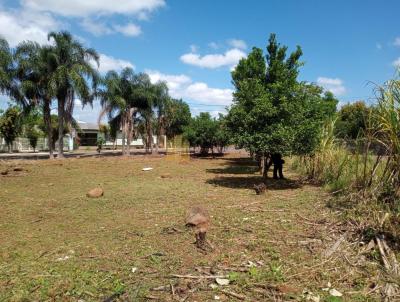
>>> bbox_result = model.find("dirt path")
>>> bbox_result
[0,155,379,301]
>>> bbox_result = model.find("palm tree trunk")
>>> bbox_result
[155,117,161,154]
[121,115,126,155]
[126,116,132,156]
[156,134,159,154]
[57,97,65,159]
[43,101,54,159]
[147,120,153,154]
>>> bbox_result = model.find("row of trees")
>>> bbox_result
[98,68,192,155]
[183,112,230,155]
[0,32,99,158]
[0,106,73,153]
[0,31,193,157]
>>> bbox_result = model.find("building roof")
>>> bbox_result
[78,122,99,131]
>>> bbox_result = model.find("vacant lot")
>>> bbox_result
[0,154,380,301]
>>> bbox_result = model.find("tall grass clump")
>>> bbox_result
[293,79,400,238]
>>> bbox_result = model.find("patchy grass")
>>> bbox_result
[0,154,382,301]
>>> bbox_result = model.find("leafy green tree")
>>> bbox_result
[335,101,369,139]
[20,107,43,152]
[37,114,68,150]
[164,98,191,140]
[47,31,99,158]
[183,112,228,155]
[227,34,337,178]
[214,114,230,153]
[0,106,22,152]
[26,128,41,152]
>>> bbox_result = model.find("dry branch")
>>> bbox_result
[221,289,246,300]
[170,274,228,279]
[323,235,346,258]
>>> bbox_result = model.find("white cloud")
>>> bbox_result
[113,23,142,37]
[81,19,113,36]
[184,83,233,105]
[0,9,59,47]
[317,77,346,96]
[22,0,165,17]
[146,70,191,91]
[394,37,400,46]
[97,54,135,73]
[81,19,142,37]
[146,70,233,106]
[393,58,400,68]
[3,0,164,39]
[376,43,382,50]
[180,48,246,69]
[228,39,247,50]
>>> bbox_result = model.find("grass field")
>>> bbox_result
[0,154,381,301]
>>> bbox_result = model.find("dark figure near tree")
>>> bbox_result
[271,153,284,179]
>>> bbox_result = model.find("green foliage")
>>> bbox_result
[47,31,100,155]
[37,114,68,148]
[183,112,229,154]
[100,68,155,153]
[96,137,105,152]
[0,106,22,150]
[0,37,20,100]
[294,78,400,241]
[99,124,110,140]
[335,101,370,139]
[20,108,43,151]
[164,98,191,139]
[227,34,338,159]
[26,128,41,151]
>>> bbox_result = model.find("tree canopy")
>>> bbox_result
[183,112,229,154]
[227,34,338,176]
[334,101,370,140]
[0,106,22,152]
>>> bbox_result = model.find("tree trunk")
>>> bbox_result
[7,143,11,153]
[43,101,54,159]
[156,117,162,154]
[126,115,132,156]
[121,114,126,155]
[262,153,272,181]
[146,119,152,154]
[57,97,65,159]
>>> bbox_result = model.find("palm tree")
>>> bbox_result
[0,38,12,94]
[100,68,130,155]
[0,38,25,107]
[14,42,56,158]
[99,68,150,156]
[47,31,99,158]
[152,81,169,153]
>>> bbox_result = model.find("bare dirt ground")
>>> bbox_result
[0,154,381,301]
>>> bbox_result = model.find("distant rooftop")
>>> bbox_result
[77,122,99,131]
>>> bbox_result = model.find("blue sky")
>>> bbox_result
[0,0,400,122]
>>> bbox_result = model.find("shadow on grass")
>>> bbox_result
[205,156,302,190]
[206,176,302,190]
[206,165,259,175]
